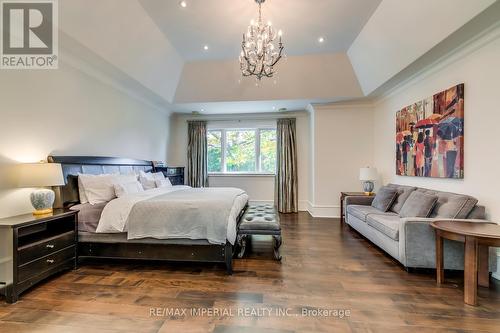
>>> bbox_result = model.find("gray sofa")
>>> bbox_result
[345,183,497,271]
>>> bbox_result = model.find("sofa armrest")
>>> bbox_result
[345,195,375,206]
[399,217,494,269]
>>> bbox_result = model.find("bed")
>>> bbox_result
[48,156,248,274]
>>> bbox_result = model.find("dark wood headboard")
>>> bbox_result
[48,156,154,207]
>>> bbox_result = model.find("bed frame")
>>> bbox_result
[48,155,243,274]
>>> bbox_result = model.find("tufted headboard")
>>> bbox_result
[48,156,154,207]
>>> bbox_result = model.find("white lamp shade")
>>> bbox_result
[17,162,65,187]
[359,167,378,181]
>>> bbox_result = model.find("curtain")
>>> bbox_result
[275,118,298,213]
[187,121,208,187]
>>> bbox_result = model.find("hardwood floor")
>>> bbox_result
[1,212,499,332]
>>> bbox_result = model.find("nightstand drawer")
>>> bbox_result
[18,231,75,265]
[166,167,182,175]
[18,246,75,283]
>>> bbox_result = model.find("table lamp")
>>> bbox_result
[359,167,377,195]
[17,161,65,215]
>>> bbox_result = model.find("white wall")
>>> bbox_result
[372,26,500,279]
[168,112,310,210]
[0,61,170,218]
[373,29,500,221]
[307,103,374,217]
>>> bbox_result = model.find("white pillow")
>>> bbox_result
[78,173,118,205]
[152,172,165,180]
[139,171,164,190]
[140,170,165,180]
[78,176,88,204]
[114,173,138,184]
[155,178,172,188]
[113,180,144,198]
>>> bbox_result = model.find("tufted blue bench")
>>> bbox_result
[237,204,282,260]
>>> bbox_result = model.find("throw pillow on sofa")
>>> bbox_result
[399,191,438,218]
[371,186,398,212]
[389,185,417,214]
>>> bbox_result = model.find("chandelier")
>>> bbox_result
[239,0,284,80]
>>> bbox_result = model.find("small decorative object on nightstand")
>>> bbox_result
[359,167,377,195]
[0,209,78,303]
[17,161,65,215]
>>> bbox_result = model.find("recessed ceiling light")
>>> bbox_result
[203,45,209,51]
[318,37,325,43]
[272,106,276,110]
[201,108,205,112]
[179,1,187,8]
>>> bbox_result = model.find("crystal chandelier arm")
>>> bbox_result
[270,44,284,67]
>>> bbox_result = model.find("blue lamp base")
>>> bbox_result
[30,188,55,215]
[362,181,374,195]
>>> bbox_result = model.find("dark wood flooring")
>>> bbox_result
[1,212,499,332]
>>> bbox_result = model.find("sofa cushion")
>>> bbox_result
[415,188,478,218]
[386,184,417,214]
[467,205,486,219]
[347,205,397,222]
[371,186,398,212]
[399,191,438,218]
[366,214,400,241]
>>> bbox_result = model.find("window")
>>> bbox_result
[207,130,222,173]
[207,128,276,174]
[259,129,277,173]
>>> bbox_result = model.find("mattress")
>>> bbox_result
[70,202,106,232]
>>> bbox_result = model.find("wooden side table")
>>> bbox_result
[0,209,78,303]
[431,221,500,306]
[340,192,375,224]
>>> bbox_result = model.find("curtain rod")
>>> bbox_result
[186,116,298,122]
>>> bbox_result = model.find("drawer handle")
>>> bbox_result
[46,259,55,264]
[46,244,55,249]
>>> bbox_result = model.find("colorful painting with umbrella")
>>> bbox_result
[396,83,464,179]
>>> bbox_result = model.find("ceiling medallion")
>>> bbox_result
[239,0,284,81]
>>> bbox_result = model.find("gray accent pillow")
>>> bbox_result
[467,205,486,219]
[371,187,398,212]
[415,188,478,218]
[389,185,417,214]
[399,191,438,218]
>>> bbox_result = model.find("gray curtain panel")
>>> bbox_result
[187,121,208,188]
[275,118,298,213]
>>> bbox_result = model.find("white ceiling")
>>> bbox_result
[56,0,499,115]
[139,0,382,61]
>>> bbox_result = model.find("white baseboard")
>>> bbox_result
[298,200,308,212]
[306,201,339,218]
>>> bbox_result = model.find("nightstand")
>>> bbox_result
[340,192,375,225]
[0,209,78,303]
[155,166,185,185]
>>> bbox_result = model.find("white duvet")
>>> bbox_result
[96,186,248,245]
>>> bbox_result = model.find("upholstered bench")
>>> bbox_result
[237,204,282,260]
